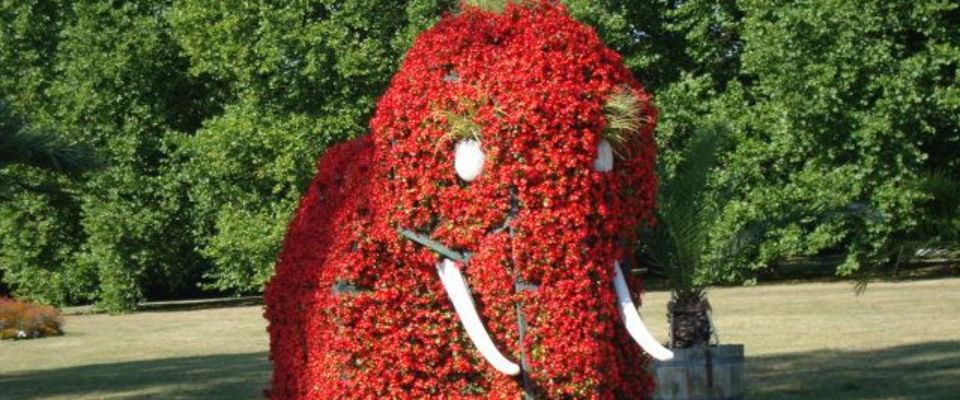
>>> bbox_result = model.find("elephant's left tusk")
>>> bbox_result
[437,258,521,375]
[613,261,674,361]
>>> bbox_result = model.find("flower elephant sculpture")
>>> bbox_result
[264,2,671,398]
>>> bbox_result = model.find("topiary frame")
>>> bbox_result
[264,1,662,398]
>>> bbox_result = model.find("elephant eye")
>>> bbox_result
[455,139,485,182]
[594,139,614,172]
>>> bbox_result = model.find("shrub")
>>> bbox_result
[0,297,64,340]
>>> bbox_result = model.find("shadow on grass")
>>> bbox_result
[0,352,270,400]
[748,341,960,400]
[3,342,958,399]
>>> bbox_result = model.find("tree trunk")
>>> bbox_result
[668,294,712,349]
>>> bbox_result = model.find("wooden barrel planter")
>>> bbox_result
[652,344,745,400]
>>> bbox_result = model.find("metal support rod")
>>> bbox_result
[398,228,470,262]
[507,188,536,400]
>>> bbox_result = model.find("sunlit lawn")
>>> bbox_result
[2,278,959,399]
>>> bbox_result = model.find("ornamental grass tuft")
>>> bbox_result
[461,0,515,13]
[602,86,647,154]
[438,109,483,142]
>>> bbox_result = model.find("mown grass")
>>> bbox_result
[643,278,960,400]
[1,306,269,399]
[2,278,959,399]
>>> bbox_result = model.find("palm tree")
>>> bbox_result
[886,170,960,271]
[639,124,933,347]
[640,126,732,348]
[0,101,98,179]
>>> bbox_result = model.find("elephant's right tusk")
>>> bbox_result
[613,261,674,361]
[437,258,521,376]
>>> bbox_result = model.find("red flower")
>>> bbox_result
[266,2,658,398]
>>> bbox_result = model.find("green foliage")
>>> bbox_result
[1,0,212,312]
[0,177,94,306]
[170,0,452,294]
[0,0,956,306]
[883,170,960,271]
[652,0,960,282]
[0,100,97,307]
[642,127,722,296]
[58,1,215,313]
[911,171,960,242]
[559,1,680,91]
[177,101,324,293]
[1,0,454,309]
[461,0,513,13]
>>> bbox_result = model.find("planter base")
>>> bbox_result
[652,344,745,400]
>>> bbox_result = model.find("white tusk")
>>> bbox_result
[437,258,521,375]
[613,261,674,361]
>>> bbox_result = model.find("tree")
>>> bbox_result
[653,0,960,282]
[169,0,456,293]
[0,0,459,309]
[0,101,99,306]
[1,0,956,307]
[641,127,722,348]
[1,0,215,312]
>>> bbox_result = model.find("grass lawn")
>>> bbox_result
[2,278,959,399]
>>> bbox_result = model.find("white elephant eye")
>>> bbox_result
[455,139,485,182]
[594,139,614,172]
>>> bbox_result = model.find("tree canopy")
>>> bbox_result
[1,0,956,311]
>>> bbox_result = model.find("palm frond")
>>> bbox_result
[642,125,723,295]
[0,101,100,175]
[914,169,960,240]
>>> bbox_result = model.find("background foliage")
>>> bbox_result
[0,0,956,311]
